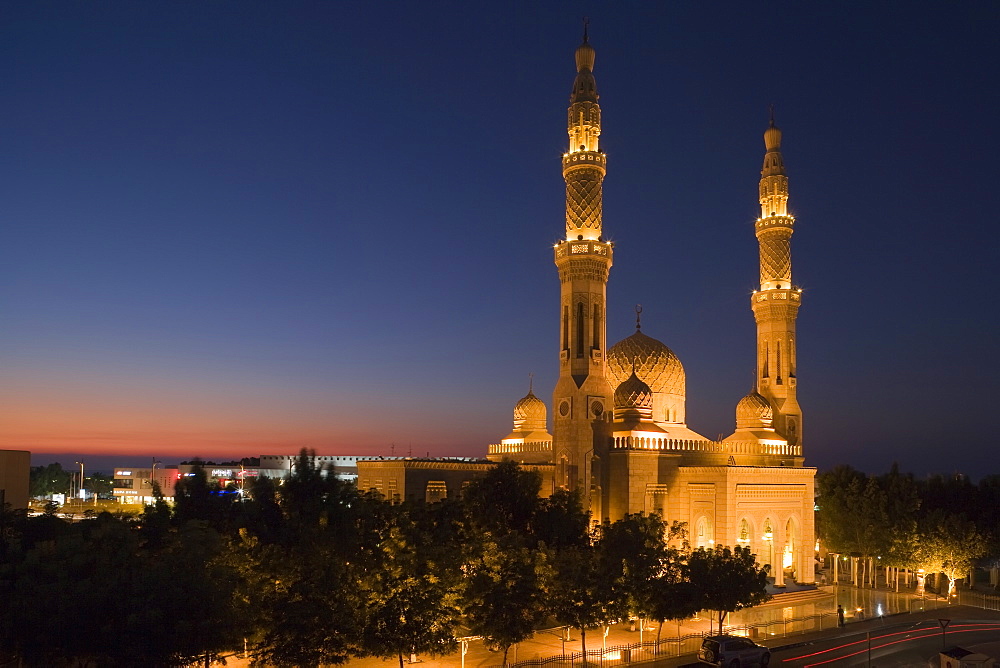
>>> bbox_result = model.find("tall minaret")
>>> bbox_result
[552,28,614,493]
[752,114,803,446]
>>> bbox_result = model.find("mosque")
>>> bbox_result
[486,33,816,586]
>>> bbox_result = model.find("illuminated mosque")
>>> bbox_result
[487,33,816,585]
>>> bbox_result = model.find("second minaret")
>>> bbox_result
[752,116,803,446]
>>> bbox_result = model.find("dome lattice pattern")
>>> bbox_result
[607,330,685,397]
[513,392,547,431]
[759,230,791,285]
[565,170,603,233]
[614,372,653,412]
[736,390,773,425]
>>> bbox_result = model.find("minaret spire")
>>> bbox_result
[553,30,614,496]
[752,113,802,447]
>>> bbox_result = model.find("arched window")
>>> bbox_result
[738,518,751,545]
[695,516,713,549]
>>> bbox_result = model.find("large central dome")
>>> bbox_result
[607,330,685,397]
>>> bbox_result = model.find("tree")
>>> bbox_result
[462,534,549,665]
[279,448,328,530]
[533,488,590,550]
[816,466,889,585]
[150,520,249,667]
[639,523,698,642]
[915,511,986,597]
[360,521,459,668]
[29,462,71,497]
[173,459,235,528]
[0,510,249,667]
[548,542,618,660]
[86,471,114,498]
[876,464,921,572]
[595,513,670,624]
[247,538,361,667]
[462,460,542,538]
[647,571,699,642]
[688,545,771,632]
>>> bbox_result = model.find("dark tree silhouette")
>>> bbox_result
[689,545,771,632]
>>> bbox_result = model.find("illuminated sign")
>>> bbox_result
[211,469,234,478]
[117,470,132,476]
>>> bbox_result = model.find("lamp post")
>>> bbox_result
[75,461,84,504]
[150,459,161,503]
[458,636,481,668]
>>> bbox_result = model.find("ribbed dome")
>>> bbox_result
[513,391,547,431]
[764,122,782,152]
[615,372,653,414]
[607,330,685,397]
[736,390,773,428]
[575,41,595,72]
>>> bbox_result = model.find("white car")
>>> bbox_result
[697,634,771,667]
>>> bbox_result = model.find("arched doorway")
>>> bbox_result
[762,517,775,578]
[784,516,800,581]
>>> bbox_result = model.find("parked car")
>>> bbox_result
[697,634,771,667]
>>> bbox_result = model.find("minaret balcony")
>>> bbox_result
[554,240,613,261]
[752,288,802,304]
[562,150,607,172]
[755,215,795,232]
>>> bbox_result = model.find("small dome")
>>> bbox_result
[607,330,685,397]
[575,41,595,72]
[764,122,782,152]
[513,391,546,431]
[736,390,773,428]
[615,372,653,414]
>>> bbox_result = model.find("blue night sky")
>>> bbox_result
[2,2,997,475]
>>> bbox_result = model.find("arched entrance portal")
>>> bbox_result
[784,516,800,582]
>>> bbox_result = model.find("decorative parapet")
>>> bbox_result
[609,436,801,457]
[488,441,554,456]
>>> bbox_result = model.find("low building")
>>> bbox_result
[113,463,263,504]
[0,449,31,509]
[259,454,414,483]
[357,458,555,504]
[113,466,180,505]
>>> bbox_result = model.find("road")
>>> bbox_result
[773,619,1000,667]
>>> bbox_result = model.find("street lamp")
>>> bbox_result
[75,461,84,503]
[150,459,161,502]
